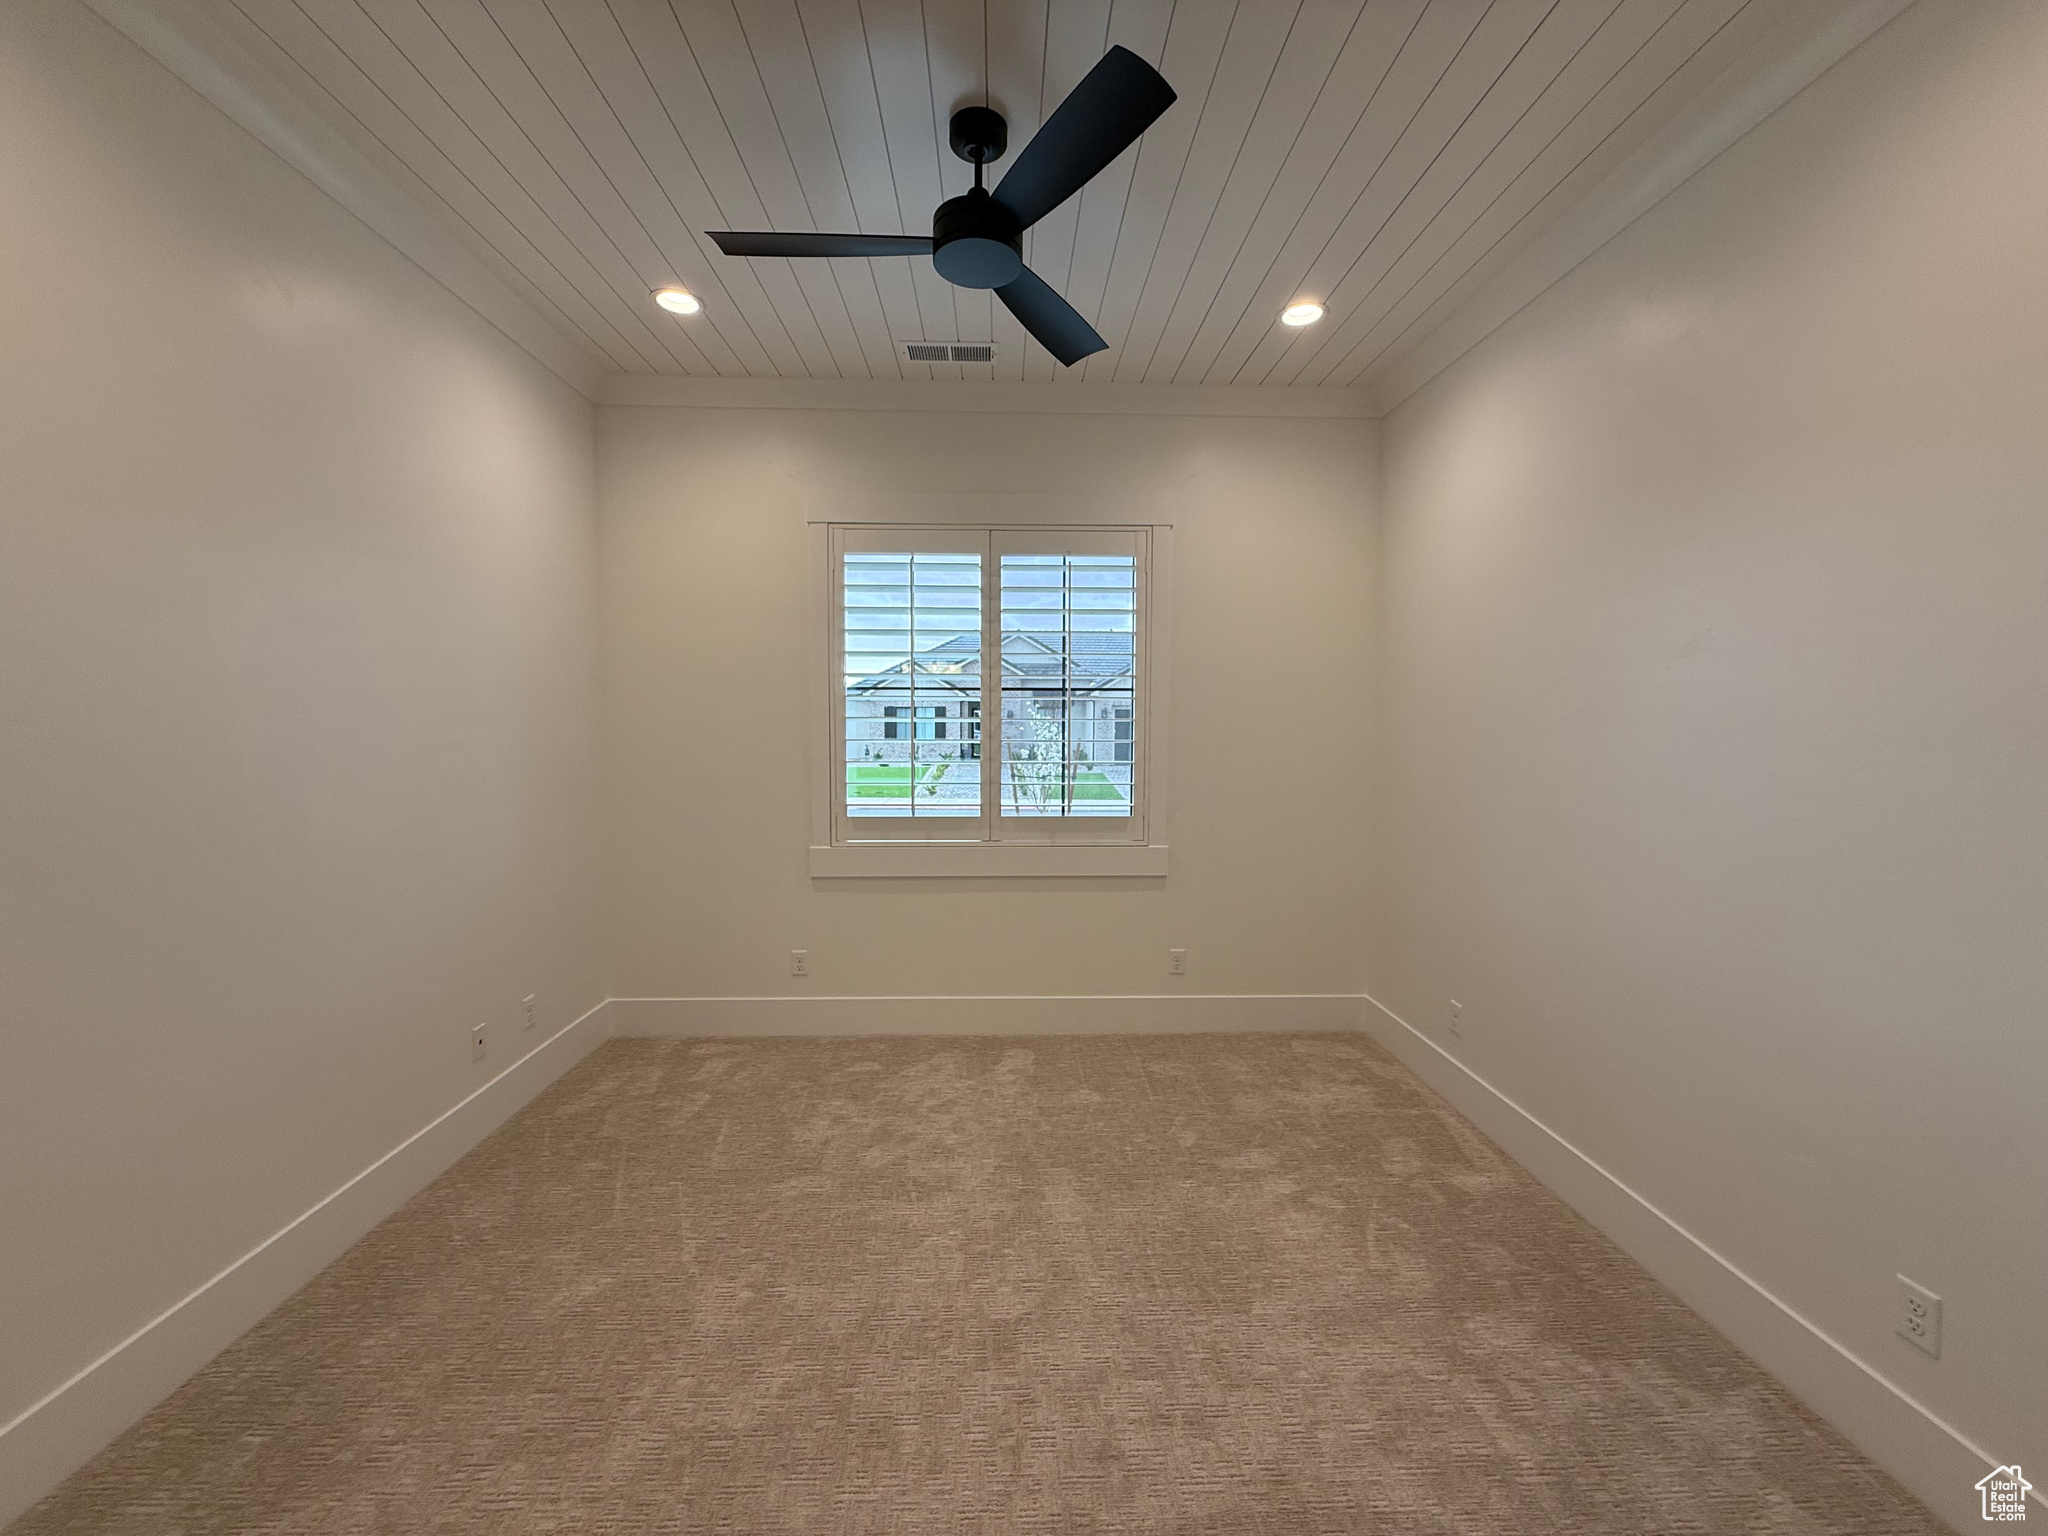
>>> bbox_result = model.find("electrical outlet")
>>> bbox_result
[1167,948,1187,977]
[470,1024,487,1063]
[1897,1275,1941,1357]
[1449,1000,1464,1038]
[790,949,810,978]
[521,994,537,1031]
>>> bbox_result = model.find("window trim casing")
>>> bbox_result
[806,513,1171,879]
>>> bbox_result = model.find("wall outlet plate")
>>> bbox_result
[1897,1274,1941,1357]
[521,994,537,1031]
[470,1024,487,1063]
[1449,999,1464,1038]
[1167,948,1187,977]
[790,949,810,977]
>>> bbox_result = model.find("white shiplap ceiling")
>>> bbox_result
[184,0,1794,387]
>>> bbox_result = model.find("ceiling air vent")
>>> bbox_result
[901,342,997,364]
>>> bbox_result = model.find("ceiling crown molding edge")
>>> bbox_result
[598,374,1380,419]
[1363,0,1920,418]
[81,0,607,402]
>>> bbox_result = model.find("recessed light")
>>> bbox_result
[1280,301,1325,327]
[653,287,701,315]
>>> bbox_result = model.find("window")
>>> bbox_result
[880,704,949,741]
[820,524,1164,874]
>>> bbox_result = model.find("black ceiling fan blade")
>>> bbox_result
[995,266,1107,367]
[991,45,1176,231]
[709,231,934,258]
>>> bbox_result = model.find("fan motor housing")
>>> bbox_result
[931,188,1023,289]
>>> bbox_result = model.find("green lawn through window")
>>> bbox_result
[845,763,1126,803]
[846,762,953,797]
[1070,770,1126,801]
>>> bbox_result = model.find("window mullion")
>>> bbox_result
[1063,556,1075,816]
[981,534,998,839]
[906,555,918,819]
[831,529,846,844]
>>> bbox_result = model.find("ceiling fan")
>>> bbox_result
[708,46,1176,367]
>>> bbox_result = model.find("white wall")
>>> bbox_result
[598,401,1376,1012]
[1373,0,2045,1522]
[0,1,603,1516]
[8,0,2037,1524]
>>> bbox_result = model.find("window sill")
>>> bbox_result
[809,843,1169,879]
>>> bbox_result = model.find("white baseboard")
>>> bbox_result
[610,993,1367,1037]
[1356,990,2017,1534]
[0,998,614,1531]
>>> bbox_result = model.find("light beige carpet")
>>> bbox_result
[12,1034,1945,1534]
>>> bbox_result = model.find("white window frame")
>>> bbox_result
[807,514,1172,879]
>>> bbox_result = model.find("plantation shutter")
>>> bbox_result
[830,525,1147,849]
[992,529,1143,841]
[835,527,989,842]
